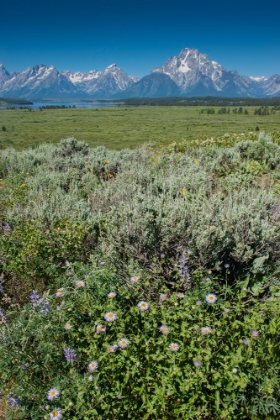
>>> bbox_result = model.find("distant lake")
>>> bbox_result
[0,100,120,110]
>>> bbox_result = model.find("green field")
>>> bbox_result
[0,105,279,150]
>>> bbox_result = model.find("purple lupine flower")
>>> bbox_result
[40,302,51,315]
[252,330,259,337]
[21,363,29,371]
[64,347,77,362]
[0,308,5,321]
[30,290,41,307]
[194,360,201,367]
[7,394,21,408]
[243,339,249,345]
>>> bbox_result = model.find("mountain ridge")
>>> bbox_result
[0,48,279,98]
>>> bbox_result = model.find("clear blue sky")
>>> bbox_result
[1,0,279,78]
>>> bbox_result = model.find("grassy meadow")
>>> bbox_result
[0,105,280,419]
[0,105,279,150]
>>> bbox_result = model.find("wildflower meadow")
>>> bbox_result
[0,132,280,419]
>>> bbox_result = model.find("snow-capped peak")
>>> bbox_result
[106,63,117,69]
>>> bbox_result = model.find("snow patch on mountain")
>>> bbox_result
[249,76,268,83]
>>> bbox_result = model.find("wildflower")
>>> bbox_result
[7,394,21,408]
[196,301,202,305]
[47,388,60,401]
[21,363,29,370]
[56,289,64,298]
[0,308,6,321]
[104,312,117,322]
[99,261,106,265]
[107,345,118,353]
[204,278,212,284]
[177,293,185,299]
[130,276,140,284]
[68,402,73,406]
[75,280,85,288]
[96,325,106,333]
[88,375,93,381]
[169,342,180,351]
[117,394,122,399]
[187,249,193,254]
[160,253,166,258]
[137,301,149,311]
[159,325,169,334]
[224,308,230,313]
[64,347,76,362]
[40,302,51,315]
[232,368,238,374]
[30,290,41,307]
[201,326,212,335]
[252,330,259,337]
[224,263,230,268]
[88,361,98,372]
[118,338,130,348]
[243,339,249,345]
[108,292,116,299]
[205,293,217,304]
[50,408,63,420]
[64,323,73,330]
[159,293,167,302]
[194,360,201,367]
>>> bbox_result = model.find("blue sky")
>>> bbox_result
[1,0,279,78]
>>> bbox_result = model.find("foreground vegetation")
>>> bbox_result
[0,105,280,151]
[1,131,280,419]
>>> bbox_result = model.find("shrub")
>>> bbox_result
[53,138,89,158]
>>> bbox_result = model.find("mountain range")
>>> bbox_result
[0,48,279,99]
